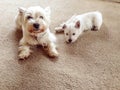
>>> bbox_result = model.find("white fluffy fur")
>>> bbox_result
[55,11,103,43]
[15,6,59,59]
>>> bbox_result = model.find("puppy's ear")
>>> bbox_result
[62,24,67,29]
[75,21,80,28]
[18,7,26,14]
[45,7,51,16]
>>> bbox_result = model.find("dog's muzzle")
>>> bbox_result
[66,39,72,44]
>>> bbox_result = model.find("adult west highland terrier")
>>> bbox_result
[15,6,59,60]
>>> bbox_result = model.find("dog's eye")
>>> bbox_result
[73,33,75,35]
[66,33,68,35]
[27,16,33,20]
[40,16,44,19]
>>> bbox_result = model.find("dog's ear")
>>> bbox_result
[75,20,80,28]
[18,7,26,14]
[45,7,51,16]
[62,24,67,29]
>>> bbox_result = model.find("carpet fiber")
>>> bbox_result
[0,0,120,90]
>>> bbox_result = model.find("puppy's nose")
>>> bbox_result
[68,39,72,43]
[33,23,39,29]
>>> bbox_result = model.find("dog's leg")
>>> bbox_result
[46,42,59,57]
[55,23,66,33]
[18,38,32,60]
[55,27,64,33]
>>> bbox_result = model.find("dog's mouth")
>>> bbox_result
[28,25,46,34]
[29,28,45,37]
[66,41,72,44]
[29,28,45,33]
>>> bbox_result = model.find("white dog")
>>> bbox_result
[55,11,103,43]
[15,6,59,60]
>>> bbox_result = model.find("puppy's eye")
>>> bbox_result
[27,16,33,20]
[73,33,75,35]
[66,33,68,35]
[40,16,44,19]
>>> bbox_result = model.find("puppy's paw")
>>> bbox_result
[48,50,59,58]
[55,27,64,33]
[18,50,32,60]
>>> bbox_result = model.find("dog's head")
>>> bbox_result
[61,20,81,43]
[18,6,51,36]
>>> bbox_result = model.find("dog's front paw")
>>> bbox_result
[49,50,59,58]
[18,50,32,60]
[55,27,64,33]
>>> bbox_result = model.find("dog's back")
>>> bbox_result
[74,11,102,30]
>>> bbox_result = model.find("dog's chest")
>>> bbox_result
[27,32,48,45]
[26,36,39,45]
[37,35,49,45]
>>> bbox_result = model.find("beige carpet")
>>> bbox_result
[0,0,120,90]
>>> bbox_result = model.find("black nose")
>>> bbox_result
[33,23,39,29]
[68,39,72,43]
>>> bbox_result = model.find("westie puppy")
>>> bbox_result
[15,6,59,60]
[55,11,103,43]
